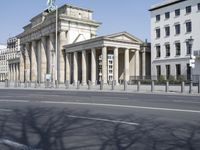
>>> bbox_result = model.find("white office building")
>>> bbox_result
[150,0,200,81]
[0,37,20,81]
[0,45,7,81]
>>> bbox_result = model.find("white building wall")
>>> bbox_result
[150,0,200,79]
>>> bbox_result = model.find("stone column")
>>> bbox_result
[142,51,146,77]
[91,48,96,85]
[58,31,68,83]
[20,47,25,82]
[113,47,119,85]
[135,49,140,77]
[13,64,15,81]
[31,41,37,81]
[10,65,13,81]
[102,46,107,84]
[73,52,78,84]
[49,33,55,80]
[82,50,87,85]
[66,52,70,82]
[25,43,30,81]
[124,48,130,81]
[13,64,16,81]
[41,37,47,82]
[16,63,19,81]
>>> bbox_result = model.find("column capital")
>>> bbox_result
[50,32,55,37]
[25,42,30,48]
[32,40,37,46]
[113,47,119,50]
[41,36,46,41]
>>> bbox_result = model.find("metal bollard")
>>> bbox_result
[77,81,80,89]
[14,80,17,88]
[34,81,37,88]
[5,79,8,87]
[165,81,169,92]
[65,80,69,89]
[198,81,200,94]
[111,80,115,90]
[28,81,31,88]
[137,81,141,92]
[88,80,91,90]
[46,80,50,88]
[124,80,127,91]
[100,80,103,90]
[181,81,185,93]
[151,80,154,92]
[189,81,193,94]
[18,81,21,87]
[24,81,27,88]
[55,80,59,88]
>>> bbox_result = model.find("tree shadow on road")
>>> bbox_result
[0,108,200,150]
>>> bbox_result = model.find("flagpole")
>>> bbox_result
[55,5,58,83]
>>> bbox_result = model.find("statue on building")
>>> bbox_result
[47,0,56,12]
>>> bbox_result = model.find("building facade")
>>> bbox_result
[17,4,151,84]
[17,4,100,83]
[7,37,20,82]
[0,37,20,82]
[0,45,7,81]
[150,0,200,80]
[63,32,151,85]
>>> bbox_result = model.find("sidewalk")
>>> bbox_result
[0,82,199,96]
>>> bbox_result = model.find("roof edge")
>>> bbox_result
[149,0,187,11]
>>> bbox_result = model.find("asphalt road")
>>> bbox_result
[0,89,200,150]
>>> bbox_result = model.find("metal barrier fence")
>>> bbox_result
[2,79,200,94]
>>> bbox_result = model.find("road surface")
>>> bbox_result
[0,89,200,150]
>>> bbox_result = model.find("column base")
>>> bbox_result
[82,82,87,86]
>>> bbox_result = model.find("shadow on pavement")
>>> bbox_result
[0,107,200,150]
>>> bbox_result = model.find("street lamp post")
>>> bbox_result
[55,5,58,86]
[186,36,194,94]
[47,0,58,87]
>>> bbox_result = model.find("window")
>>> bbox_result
[186,21,192,33]
[198,3,200,11]
[165,26,170,36]
[186,42,192,55]
[175,42,181,56]
[156,28,160,38]
[156,65,161,77]
[156,15,160,21]
[186,6,191,14]
[165,12,170,19]
[176,64,181,79]
[175,9,180,16]
[165,44,170,57]
[166,65,170,79]
[156,45,161,58]
[175,24,180,35]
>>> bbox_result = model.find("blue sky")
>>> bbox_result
[0,0,161,44]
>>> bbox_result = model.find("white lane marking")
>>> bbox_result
[0,109,12,112]
[1,99,200,114]
[173,100,200,104]
[0,139,28,149]
[67,115,139,126]
[41,101,200,114]
[0,100,29,103]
